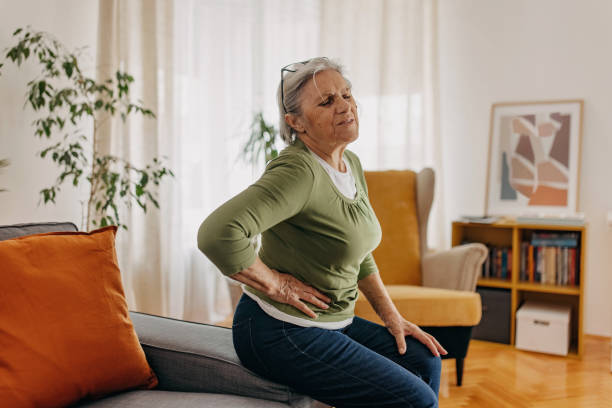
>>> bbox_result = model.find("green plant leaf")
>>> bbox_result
[62,61,73,78]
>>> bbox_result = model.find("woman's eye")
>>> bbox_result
[343,94,351,100]
[320,98,332,106]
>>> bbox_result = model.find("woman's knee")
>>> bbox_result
[400,339,442,380]
[422,354,442,379]
[418,386,439,408]
[419,354,442,398]
[400,376,439,408]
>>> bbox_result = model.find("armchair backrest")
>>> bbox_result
[364,168,435,286]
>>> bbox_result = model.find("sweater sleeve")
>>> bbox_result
[358,253,379,281]
[197,155,315,276]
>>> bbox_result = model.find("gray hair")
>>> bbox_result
[276,57,352,144]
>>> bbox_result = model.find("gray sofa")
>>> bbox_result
[0,222,320,408]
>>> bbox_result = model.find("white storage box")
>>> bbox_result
[515,301,571,356]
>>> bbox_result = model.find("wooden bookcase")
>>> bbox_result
[452,220,586,357]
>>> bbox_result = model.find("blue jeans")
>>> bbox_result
[232,294,441,408]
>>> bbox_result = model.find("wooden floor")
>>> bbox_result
[439,336,612,407]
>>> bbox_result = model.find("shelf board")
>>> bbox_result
[477,278,512,289]
[516,282,580,295]
[453,221,513,229]
[453,220,586,231]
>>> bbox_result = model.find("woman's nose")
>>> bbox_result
[336,98,350,113]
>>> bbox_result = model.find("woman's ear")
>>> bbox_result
[285,113,305,133]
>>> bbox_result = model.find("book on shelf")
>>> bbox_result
[519,242,528,281]
[518,238,579,286]
[464,231,579,286]
[473,243,512,281]
[544,247,556,285]
[508,248,513,280]
[531,232,579,247]
[525,245,531,281]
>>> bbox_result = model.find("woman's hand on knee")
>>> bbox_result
[386,315,448,357]
[269,271,332,319]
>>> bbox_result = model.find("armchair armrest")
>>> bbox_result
[129,311,317,408]
[421,243,488,292]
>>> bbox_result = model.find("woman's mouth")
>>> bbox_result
[337,118,355,126]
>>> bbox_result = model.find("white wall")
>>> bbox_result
[438,0,612,336]
[0,0,98,228]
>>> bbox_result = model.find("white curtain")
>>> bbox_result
[96,0,442,323]
[319,0,445,251]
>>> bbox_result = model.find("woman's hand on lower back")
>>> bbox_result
[268,271,332,319]
[385,314,448,357]
[229,257,331,319]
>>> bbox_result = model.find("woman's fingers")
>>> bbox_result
[427,333,448,355]
[417,331,440,357]
[301,292,330,309]
[292,277,331,305]
[290,297,318,319]
[424,337,440,357]
[407,322,441,357]
[272,273,331,317]
[391,319,447,357]
[299,283,332,304]
[389,327,407,355]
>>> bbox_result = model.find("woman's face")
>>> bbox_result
[290,69,359,150]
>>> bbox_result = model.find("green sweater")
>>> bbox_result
[197,138,381,323]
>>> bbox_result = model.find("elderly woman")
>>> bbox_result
[198,57,445,408]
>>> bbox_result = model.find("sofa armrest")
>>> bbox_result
[421,243,488,292]
[129,311,317,408]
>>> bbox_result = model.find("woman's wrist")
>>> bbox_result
[380,309,403,326]
[264,268,282,297]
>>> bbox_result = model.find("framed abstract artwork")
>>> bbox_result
[485,100,584,217]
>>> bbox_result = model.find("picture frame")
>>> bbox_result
[485,100,584,217]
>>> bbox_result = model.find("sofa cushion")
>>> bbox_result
[0,226,158,407]
[355,284,482,326]
[0,221,78,241]
[130,312,316,408]
[77,390,291,407]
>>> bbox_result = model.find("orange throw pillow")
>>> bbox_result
[0,226,158,407]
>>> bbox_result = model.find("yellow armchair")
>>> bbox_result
[355,168,487,386]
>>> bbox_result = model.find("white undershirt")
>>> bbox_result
[242,288,353,329]
[307,148,357,199]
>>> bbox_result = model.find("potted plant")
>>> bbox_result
[0,27,173,230]
[240,112,280,166]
